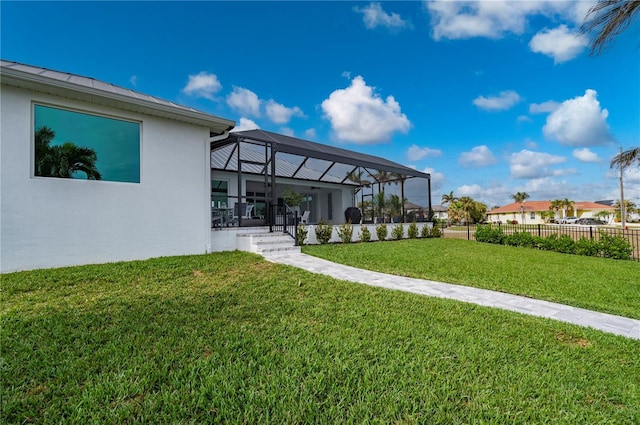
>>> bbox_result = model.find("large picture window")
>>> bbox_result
[34,104,140,183]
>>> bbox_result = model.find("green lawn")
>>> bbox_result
[303,238,640,320]
[2,251,639,423]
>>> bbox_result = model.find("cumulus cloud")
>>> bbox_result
[230,117,260,132]
[543,89,612,146]
[529,100,560,114]
[473,90,522,111]
[459,145,498,168]
[226,86,261,117]
[455,183,510,208]
[510,149,566,179]
[407,144,442,160]
[426,1,587,40]
[182,71,222,100]
[279,127,295,137]
[354,2,411,30]
[529,25,588,63]
[265,100,304,124]
[321,75,411,144]
[572,148,600,163]
[304,128,317,139]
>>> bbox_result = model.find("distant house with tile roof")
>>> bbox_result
[487,200,615,225]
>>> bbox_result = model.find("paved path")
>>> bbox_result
[263,252,640,340]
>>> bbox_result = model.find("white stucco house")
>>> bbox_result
[1,60,234,273]
[1,60,432,272]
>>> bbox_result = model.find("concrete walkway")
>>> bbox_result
[263,252,640,340]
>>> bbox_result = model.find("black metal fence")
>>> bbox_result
[269,203,298,244]
[439,222,640,261]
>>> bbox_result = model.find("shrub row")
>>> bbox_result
[299,222,442,245]
[474,226,633,260]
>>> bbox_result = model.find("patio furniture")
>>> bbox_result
[212,207,233,227]
[233,203,254,225]
[300,210,310,225]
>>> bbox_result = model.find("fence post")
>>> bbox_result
[467,222,471,240]
[537,224,541,237]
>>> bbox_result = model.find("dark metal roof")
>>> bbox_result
[218,129,429,180]
[1,59,235,134]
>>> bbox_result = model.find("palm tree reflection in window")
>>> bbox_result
[35,126,102,180]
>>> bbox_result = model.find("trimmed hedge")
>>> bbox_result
[474,225,633,260]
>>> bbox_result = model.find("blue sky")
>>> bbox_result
[3,1,638,208]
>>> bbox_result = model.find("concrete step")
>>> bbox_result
[236,232,297,255]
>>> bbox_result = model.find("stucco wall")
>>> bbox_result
[1,85,211,272]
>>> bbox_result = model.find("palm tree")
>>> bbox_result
[581,0,640,55]
[613,199,637,221]
[548,199,564,221]
[346,169,371,214]
[510,191,530,223]
[458,196,475,224]
[561,198,575,218]
[390,172,407,222]
[610,147,640,168]
[49,142,102,180]
[35,127,101,180]
[441,191,457,206]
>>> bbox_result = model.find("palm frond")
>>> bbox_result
[581,0,640,55]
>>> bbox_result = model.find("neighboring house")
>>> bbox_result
[1,60,433,271]
[487,200,616,224]
[431,204,449,221]
[1,60,234,272]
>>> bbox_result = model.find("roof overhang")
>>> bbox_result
[1,60,235,135]
[217,129,429,181]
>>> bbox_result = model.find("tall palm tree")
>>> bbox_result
[610,147,640,168]
[613,199,637,221]
[510,191,530,223]
[561,198,576,218]
[458,196,475,224]
[548,199,564,221]
[390,172,407,222]
[581,0,640,55]
[441,191,457,206]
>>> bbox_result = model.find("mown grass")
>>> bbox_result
[2,252,639,423]
[303,238,640,320]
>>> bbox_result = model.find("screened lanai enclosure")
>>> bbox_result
[210,129,432,230]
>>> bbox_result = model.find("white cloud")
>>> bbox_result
[265,100,304,124]
[473,90,522,111]
[129,75,138,87]
[510,149,566,178]
[543,89,612,146]
[304,128,317,139]
[423,167,445,190]
[226,86,261,116]
[426,1,589,40]
[455,183,509,207]
[321,75,411,144]
[529,25,588,63]
[354,2,411,30]
[279,127,294,137]
[459,145,498,168]
[572,148,600,163]
[230,117,260,133]
[529,100,560,114]
[517,115,532,123]
[407,144,442,160]
[182,71,222,100]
